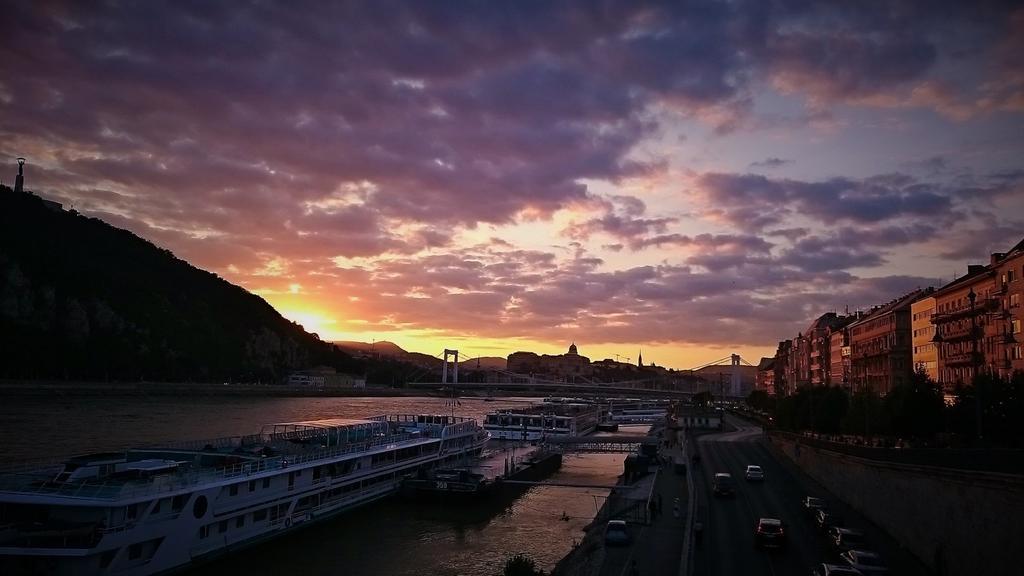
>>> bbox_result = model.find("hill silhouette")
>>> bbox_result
[0,186,361,382]
[335,340,507,370]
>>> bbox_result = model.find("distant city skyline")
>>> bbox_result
[2,2,1023,369]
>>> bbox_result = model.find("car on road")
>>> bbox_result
[839,550,889,574]
[754,517,786,548]
[816,509,844,532]
[828,527,867,554]
[810,563,864,576]
[803,496,828,517]
[604,520,630,546]
[745,465,764,481]
[712,472,734,497]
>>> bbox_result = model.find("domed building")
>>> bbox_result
[507,342,593,379]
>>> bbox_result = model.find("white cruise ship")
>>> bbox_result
[483,404,599,440]
[0,414,488,575]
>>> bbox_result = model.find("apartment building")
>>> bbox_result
[911,295,938,381]
[848,289,928,395]
[932,239,1024,388]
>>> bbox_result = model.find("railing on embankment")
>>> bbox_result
[767,431,1024,576]
[769,430,1024,475]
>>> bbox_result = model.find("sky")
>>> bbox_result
[2,1,1023,370]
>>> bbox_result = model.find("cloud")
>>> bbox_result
[693,172,963,231]
[749,157,792,169]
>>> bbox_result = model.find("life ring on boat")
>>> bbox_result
[284,517,292,528]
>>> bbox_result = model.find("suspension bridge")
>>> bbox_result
[404,349,759,399]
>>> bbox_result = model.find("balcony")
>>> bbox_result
[938,324,974,342]
[944,352,976,366]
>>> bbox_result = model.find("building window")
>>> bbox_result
[1014,346,1023,360]
[1014,319,1022,334]
[1011,294,1021,308]
[1009,269,1017,283]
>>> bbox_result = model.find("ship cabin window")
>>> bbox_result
[126,504,137,520]
[253,509,268,522]
[199,525,210,539]
[248,480,256,491]
[171,495,186,512]
[229,484,239,496]
[218,520,228,534]
[262,477,271,489]
[236,515,244,528]
[129,543,142,560]
[152,499,161,514]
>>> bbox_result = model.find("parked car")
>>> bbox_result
[604,520,630,546]
[839,550,889,574]
[803,496,828,517]
[745,465,764,481]
[754,518,786,548]
[713,473,734,497]
[829,527,867,553]
[816,509,844,532]
[810,563,864,576]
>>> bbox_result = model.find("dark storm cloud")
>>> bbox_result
[3,1,1019,259]
[1,1,1021,351]
[695,172,964,231]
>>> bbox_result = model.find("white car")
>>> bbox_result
[745,465,764,481]
[839,549,889,574]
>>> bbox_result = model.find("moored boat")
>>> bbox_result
[0,414,488,576]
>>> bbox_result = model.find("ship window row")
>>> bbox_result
[484,415,570,426]
[201,473,409,539]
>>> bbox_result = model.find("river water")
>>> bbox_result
[0,396,631,575]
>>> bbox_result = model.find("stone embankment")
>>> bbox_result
[768,431,1024,576]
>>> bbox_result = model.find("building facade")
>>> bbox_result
[756,357,775,396]
[828,321,853,391]
[995,243,1024,377]
[931,239,1024,389]
[848,289,927,395]
[507,343,592,378]
[773,340,792,396]
[911,295,938,381]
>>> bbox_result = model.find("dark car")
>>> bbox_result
[803,496,828,517]
[816,509,844,532]
[754,518,787,549]
[828,527,867,554]
[811,563,863,576]
[713,473,734,497]
[839,550,889,575]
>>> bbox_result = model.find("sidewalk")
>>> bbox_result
[599,431,689,576]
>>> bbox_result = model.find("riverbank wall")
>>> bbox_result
[768,431,1024,576]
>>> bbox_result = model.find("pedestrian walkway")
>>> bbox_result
[599,430,689,576]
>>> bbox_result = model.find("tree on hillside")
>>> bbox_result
[501,554,545,576]
[746,389,773,412]
[884,369,944,438]
[843,387,886,436]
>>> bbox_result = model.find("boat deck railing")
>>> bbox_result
[0,430,441,501]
